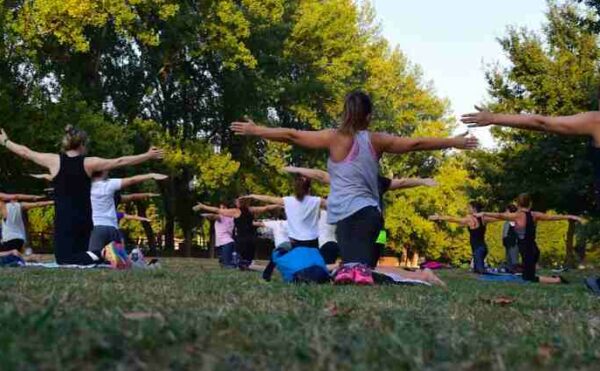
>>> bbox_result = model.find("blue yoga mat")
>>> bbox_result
[478,274,528,283]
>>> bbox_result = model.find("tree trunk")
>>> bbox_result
[410,250,420,268]
[564,220,577,268]
[160,179,176,251]
[174,170,194,258]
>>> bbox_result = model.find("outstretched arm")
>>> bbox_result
[200,213,221,221]
[193,203,240,218]
[283,167,330,184]
[479,212,519,222]
[121,173,168,189]
[242,194,285,206]
[231,120,333,149]
[84,147,164,174]
[253,221,266,228]
[21,201,54,211]
[533,212,585,223]
[0,193,44,202]
[0,129,59,173]
[372,132,478,155]
[122,214,152,223]
[389,178,437,190]
[461,106,598,136]
[29,174,53,182]
[428,214,469,226]
[119,193,160,203]
[250,204,283,215]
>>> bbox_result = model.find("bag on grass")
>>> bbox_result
[272,247,330,284]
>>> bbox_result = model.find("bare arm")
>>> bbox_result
[231,120,333,149]
[372,132,478,155]
[461,106,598,137]
[200,213,221,221]
[283,167,330,184]
[21,201,54,211]
[84,147,164,175]
[428,215,469,226]
[253,221,266,228]
[480,212,520,222]
[0,129,59,173]
[0,193,44,202]
[389,178,437,190]
[483,216,504,224]
[122,214,152,222]
[121,173,168,189]
[193,203,240,218]
[533,212,585,223]
[120,193,160,202]
[29,174,54,182]
[242,194,285,206]
[250,204,283,215]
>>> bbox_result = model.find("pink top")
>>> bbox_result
[215,216,235,247]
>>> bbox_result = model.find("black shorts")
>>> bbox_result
[320,241,339,264]
[1,239,25,252]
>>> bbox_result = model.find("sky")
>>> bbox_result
[372,0,549,147]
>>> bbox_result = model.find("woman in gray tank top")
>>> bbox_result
[232,91,478,285]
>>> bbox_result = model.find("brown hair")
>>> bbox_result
[468,201,483,213]
[339,91,373,135]
[62,125,89,152]
[294,175,311,201]
[516,193,532,208]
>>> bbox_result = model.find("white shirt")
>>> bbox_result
[283,196,321,241]
[2,202,26,242]
[91,178,122,228]
[263,220,289,248]
[318,210,337,247]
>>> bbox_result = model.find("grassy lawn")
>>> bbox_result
[1,258,599,370]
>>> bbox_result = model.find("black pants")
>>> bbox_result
[336,206,383,265]
[0,239,25,252]
[370,242,385,268]
[471,244,488,274]
[54,221,92,264]
[290,239,319,249]
[320,241,339,264]
[519,239,540,282]
[59,251,100,265]
[235,237,256,268]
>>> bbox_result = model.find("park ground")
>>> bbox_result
[0,258,599,370]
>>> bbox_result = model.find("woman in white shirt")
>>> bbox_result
[241,175,326,248]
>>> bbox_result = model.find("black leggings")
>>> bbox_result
[54,222,92,264]
[336,206,383,266]
[235,238,256,267]
[0,239,25,252]
[519,239,540,282]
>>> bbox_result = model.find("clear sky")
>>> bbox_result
[372,0,549,147]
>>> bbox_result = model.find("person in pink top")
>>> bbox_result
[200,203,236,268]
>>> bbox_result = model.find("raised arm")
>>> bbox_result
[0,192,44,202]
[372,132,478,155]
[193,203,240,218]
[120,193,161,203]
[283,167,330,184]
[533,212,585,223]
[428,214,469,226]
[122,214,152,223]
[479,212,520,222]
[84,147,164,175]
[389,178,437,190]
[121,173,168,189]
[250,204,283,215]
[29,174,54,182]
[461,106,598,136]
[242,194,284,206]
[0,129,59,173]
[21,201,54,211]
[231,120,333,149]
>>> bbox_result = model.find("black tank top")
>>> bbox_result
[234,208,255,240]
[53,154,92,227]
[588,144,600,180]
[468,216,486,246]
[523,211,537,244]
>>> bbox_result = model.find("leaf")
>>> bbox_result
[489,296,515,306]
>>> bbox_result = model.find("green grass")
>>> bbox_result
[1,258,599,370]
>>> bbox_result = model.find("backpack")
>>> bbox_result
[272,247,330,283]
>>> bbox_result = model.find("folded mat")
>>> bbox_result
[26,262,112,269]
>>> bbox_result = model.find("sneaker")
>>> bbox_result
[334,264,354,285]
[24,248,33,256]
[130,248,147,269]
[353,264,374,285]
[103,242,132,269]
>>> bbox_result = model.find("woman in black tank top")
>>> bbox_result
[0,126,164,264]
[429,201,502,274]
[462,109,600,211]
[480,193,584,284]
[194,198,282,269]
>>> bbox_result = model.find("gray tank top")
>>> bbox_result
[327,131,380,223]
